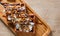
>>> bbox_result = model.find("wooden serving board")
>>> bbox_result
[0,0,51,36]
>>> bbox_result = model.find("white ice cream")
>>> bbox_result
[8,16,12,20]
[16,23,20,29]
